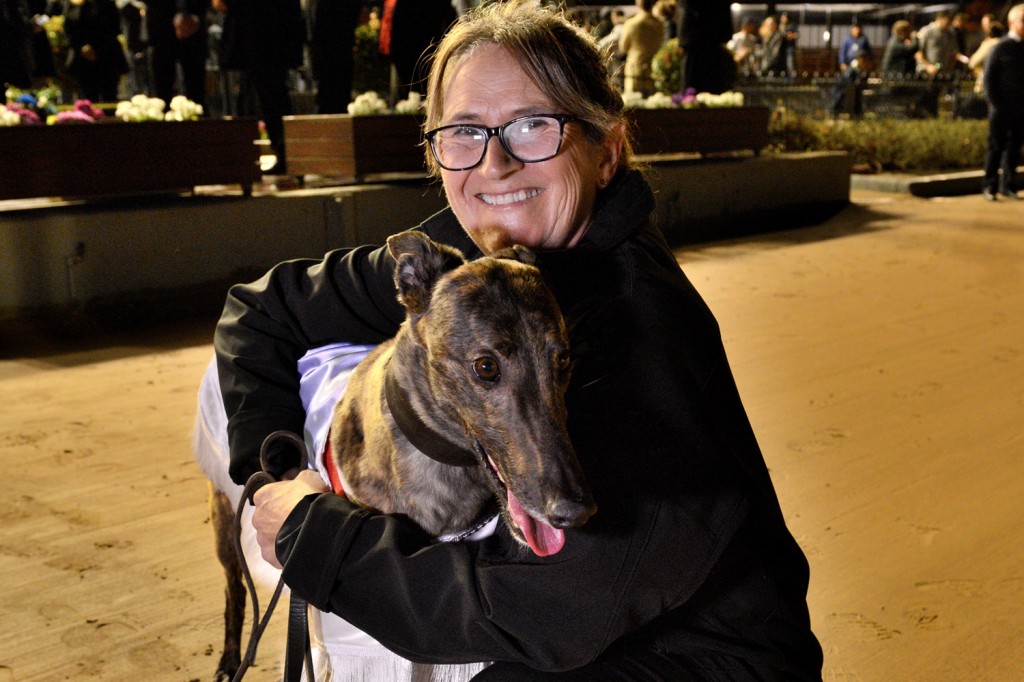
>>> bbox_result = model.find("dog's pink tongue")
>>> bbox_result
[507,488,565,556]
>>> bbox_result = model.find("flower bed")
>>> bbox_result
[0,118,262,201]
[626,106,771,156]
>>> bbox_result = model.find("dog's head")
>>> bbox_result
[387,230,596,556]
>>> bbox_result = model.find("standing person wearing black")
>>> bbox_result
[215,0,303,174]
[28,0,57,81]
[982,3,1024,201]
[62,0,128,101]
[1,0,33,89]
[309,0,361,113]
[385,0,456,99]
[147,0,209,110]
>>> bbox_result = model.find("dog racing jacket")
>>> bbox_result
[215,169,824,678]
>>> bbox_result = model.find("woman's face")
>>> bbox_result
[438,44,620,254]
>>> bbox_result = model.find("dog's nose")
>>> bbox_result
[546,498,597,529]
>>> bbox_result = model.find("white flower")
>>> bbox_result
[621,91,644,109]
[695,91,744,108]
[643,92,674,109]
[116,94,168,121]
[165,95,203,121]
[394,91,424,115]
[347,91,389,115]
[0,104,21,126]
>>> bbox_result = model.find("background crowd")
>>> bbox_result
[2,0,1021,175]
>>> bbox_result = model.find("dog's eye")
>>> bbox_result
[473,357,501,382]
[555,350,571,372]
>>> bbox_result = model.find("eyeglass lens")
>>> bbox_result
[430,116,566,170]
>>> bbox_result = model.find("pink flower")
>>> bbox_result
[9,104,42,124]
[54,110,96,124]
[73,99,104,119]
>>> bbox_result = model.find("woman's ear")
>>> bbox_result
[597,120,626,186]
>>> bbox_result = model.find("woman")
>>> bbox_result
[217,1,823,678]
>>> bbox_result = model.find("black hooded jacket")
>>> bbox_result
[214,170,823,677]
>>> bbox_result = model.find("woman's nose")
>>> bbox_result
[478,135,522,177]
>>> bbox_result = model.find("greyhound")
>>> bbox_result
[204,230,596,680]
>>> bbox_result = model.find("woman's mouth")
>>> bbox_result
[479,188,541,206]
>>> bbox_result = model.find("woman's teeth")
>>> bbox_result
[480,188,540,206]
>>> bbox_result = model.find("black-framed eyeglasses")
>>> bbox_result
[425,114,578,171]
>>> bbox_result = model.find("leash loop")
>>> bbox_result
[231,430,315,682]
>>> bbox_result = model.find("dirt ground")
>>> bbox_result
[1,189,1021,681]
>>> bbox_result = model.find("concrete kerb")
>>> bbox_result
[851,166,1024,197]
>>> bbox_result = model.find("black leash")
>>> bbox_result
[232,430,315,682]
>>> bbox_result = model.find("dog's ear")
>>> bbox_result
[491,244,536,266]
[387,231,466,314]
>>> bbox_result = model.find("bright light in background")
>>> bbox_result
[823,30,831,41]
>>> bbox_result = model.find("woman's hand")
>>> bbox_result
[252,469,329,569]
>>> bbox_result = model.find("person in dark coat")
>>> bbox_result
[215,0,303,173]
[146,0,210,109]
[62,0,128,101]
[382,0,456,99]
[1,0,35,88]
[309,0,361,113]
[213,3,823,679]
[981,3,1024,200]
[28,0,57,80]
[880,19,918,77]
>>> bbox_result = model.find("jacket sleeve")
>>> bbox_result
[214,209,474,484]
[278,457,748,671]
[274,238,755,671]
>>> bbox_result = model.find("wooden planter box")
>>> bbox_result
[626,106,770,156]
[0,118,261,202]
[280,108,769,178]
[283,114,426,178]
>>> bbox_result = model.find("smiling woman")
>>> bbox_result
[212,1,823,680]
[425,42,620,254]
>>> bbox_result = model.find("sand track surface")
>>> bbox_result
[1,190,1021,680]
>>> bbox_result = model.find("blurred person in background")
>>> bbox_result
[619,0,663,96]
[215,0,304,174]
[981,3,1024,201]
[759,15,787,77]
[1,0,34,89]
[881,19,919,77]
[309,0,361,113]
[147,0,209,109]
[63,0,129,101]
[728,15,759,77]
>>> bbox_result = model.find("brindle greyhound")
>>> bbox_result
[208,230,596,680]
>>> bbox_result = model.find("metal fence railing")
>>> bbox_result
[734,73,986,121]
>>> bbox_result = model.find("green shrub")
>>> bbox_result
[768,109,989,172]
[652,39,683,96]
[353,24,390,97]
